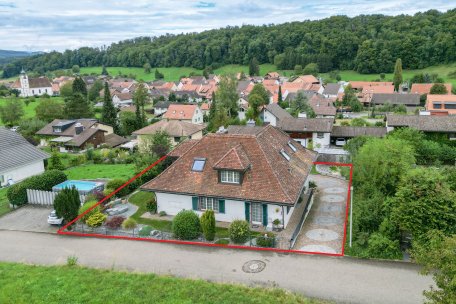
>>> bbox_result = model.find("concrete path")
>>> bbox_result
[0,230,432,304]
[295,175,348,254]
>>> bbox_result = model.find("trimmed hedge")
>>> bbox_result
[172,210,200,240]
[7,170,67,206]
[200,210,216,241]
[229,220,250,244]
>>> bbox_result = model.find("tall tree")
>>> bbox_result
[35,98,64,122]
[72,77,87,97]
[155,69,164,80]
[290,92,315,118]
[0,99,24,126]
[429,83,448,94]
[88,80,104,102]
[250,84,269,105]
[64,93,92,119]
[101,82,119,133]
[278,85,283,103]
[48,151,65,170]
[133,82,148,128]
[393,58,403,92]
[53,186,81,229]
[215,76,238,117]
[101,65,109,76]
[143,63,151,74]
[249,57,259,76]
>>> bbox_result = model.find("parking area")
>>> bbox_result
[294,174,348,254]
[0,205,58,233]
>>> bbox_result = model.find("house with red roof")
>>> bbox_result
[163,104,204,124]
[410,83,452,95]
[141,125,317,229]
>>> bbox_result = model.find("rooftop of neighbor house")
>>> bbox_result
[331,126,387,138]
[386,114,456,132]
[349,81,393,90]
[36,119,98,137]
[0,127,50,173]
[323,83,342,95]
[309,95,337,116]
[264,103,293,121]
[410,83,453,95]
[133,120,205,137]
[141,125,317,205]
[279,117,334,133]
[163,104,199,120]
[371,93,421,105]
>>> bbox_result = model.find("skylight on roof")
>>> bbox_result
[288,141,297,152]
[280,149,291,161]
[192,158,206,171]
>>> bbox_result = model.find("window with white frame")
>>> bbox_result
[280,149,291,161]
[220,170,240,184]
[287,141,297,152]
[198,197,219,212]
[317,132,324,139]
[251,203,262,223]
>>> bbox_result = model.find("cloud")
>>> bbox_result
[0,0,452,52]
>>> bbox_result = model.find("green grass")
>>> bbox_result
[64,163,136,180]
[0,96,64,126]
[0,262,325,304]
[0,188,9,217]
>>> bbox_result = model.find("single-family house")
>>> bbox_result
[260,103,293,127]
[154,100,171,116]
[133,120,205,147]
[112,92,134,108]
[410,83,452,95]
[308,95,337,118]
[425,94,456,115]
[330,126,387,144]
[279,118,334,149]
[371,93,421,109]
[322,83,344,99]
[163,104,204,124]
[386,114,456,140]
[141,125,317,229]
[0,127,49,186]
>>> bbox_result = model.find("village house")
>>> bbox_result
[261,103,293,126]
[36,119,113,152]
[163,104,204,124]
[330,126,387,144]
[308,94,337,118]
[370,93,421,109]
[112,92,134,108]
[0,127,49,187]
[386,114,456,140]
[322,83,344,99]
[425,94,456,115]
[410,83,453,95]
[133,120,205,147]
[279,117,333,149]
[12,70,53,97]
[153,100,171,116]
[141,125,317,229]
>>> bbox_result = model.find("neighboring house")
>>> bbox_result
[410,83,453,95]
[12,70,53,97]
[238,97,249,121]
[200,102,211,116]
[278,118,334,149]
[141,125,317,230]
[133,120,205,147]
[371,93,421,108]
[36,119,112,151]
[308,95,337,118]
[163,104,204,124]
[386,114,456,140]
[330,126,387,143]
[112,92,134,108]
[103,133,130,148]
[0,127,49,186]
[322,83,344,98]
[260,103,293,127]
[425,94,456,115]
[264,72,280,79]
[154,100,171,116]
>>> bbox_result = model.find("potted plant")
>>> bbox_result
[272,219,281,231]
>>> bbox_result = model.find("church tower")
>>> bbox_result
[19,68,30,97]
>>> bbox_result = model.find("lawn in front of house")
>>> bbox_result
[0,188,9,217]
[0,262,324,304]
[64,164,136,180]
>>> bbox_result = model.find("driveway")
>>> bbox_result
[294,175,348,254]
[0,205,58,233]
[0,230,432,304]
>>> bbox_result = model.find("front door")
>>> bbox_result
[251,203,263,224]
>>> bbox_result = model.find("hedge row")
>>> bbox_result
[7,170,67,206]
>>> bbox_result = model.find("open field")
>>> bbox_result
[0,96,64,125]
[64,163,136,180]
[0,262,322,304]
[0,188,9,217]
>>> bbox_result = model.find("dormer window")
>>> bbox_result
[280,149,291,161]
[220,170,240,184]
[192,158,206,172]
[53,127,62,133]
[287,141,297,152]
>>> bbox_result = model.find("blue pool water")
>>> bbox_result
[53,180,101,192]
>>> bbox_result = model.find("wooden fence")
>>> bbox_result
[26,189,86,206]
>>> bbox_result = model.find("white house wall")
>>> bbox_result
[312,132,331,148]
[0,160,45,187]
[191,108,204,124]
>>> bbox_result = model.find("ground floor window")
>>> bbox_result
[199,197,219,212]
[251,203,263,223]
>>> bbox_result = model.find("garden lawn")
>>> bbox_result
[0,262,324,304]
[0,97,64,126]
[0,188,9,217]
[64,164,136,180]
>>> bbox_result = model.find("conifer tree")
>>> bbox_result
[72,77,87,97]
[249,57,260,76]
[101,65,109,76]
[393,58,403,92]
[101,82,119,133]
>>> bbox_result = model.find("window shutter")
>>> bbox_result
[244,202,250,221]
[218,199,225,214]
[262,204,268,226]
[192,197,198,211]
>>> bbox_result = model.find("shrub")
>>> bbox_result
[78,200,100,223]
[215,239,230,245]
[106,179,130,197]
[54,186,81,227]
[229,220,250,244]
[200,210,216,241]
[92,152,103,164]
[172,210,201,240]
[122,218,137,230]
[159,211,167,217]
[7,170,67,206]
[366,233,402,260]
[309,180,317,189]
[139,225,153,237]
[48,152,65,170]
[146,197,157,214]
[86,212,107,228]
[105,216,125,229]
[66,255,78,267]
[256,232,275,247]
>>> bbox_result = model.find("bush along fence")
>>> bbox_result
[289,188,314,249]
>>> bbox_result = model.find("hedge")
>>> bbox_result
[172,210,201,240]
[7,170,67,206]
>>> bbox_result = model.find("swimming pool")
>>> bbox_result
[52,180,104,194]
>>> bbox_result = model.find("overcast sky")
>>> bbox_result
[0,0,452,52]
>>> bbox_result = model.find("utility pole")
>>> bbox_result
[349,186,353,248]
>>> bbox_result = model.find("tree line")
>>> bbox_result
[2,9,456,78]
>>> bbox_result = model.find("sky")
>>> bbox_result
[0,0,453,52]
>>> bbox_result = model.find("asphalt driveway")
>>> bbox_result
[0,205,58,233]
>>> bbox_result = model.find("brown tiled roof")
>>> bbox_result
[142,125,317,205]
[28,77,52,88]
[36,119,97,137]
[293,75,319,84]
[264,103,293,121]
[371,93,420,106]
[168,139,200,158]
[113,92,133,101]
[331,126,387,138]
[309,95,337,116]
[410,83,452,95]
[279,118,334,133]
[349,81,393,90]
[65,128,104,147]
[226,125,264,135]
[386,115,456,132]
[104,133,129,148]
[133,120,205,137]
[213,144,251,171]
[163,104,198,120]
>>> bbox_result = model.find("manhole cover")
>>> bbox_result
[242,260,266,273]
[314,216,343,226]
[324,187,345,194]
[321,194,345,203]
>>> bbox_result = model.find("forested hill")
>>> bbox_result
[2,9,456,78]
[0,50,43,64]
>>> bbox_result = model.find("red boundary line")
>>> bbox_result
[58,158,353,257]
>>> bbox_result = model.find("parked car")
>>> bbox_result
[47,210,63,225]
[335,138,346,146]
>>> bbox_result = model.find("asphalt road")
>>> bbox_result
[0,230,432,304]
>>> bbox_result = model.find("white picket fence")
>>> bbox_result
[26,189,86,206]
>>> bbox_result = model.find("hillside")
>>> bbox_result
[0,50,43,64]
[2,9,455,79]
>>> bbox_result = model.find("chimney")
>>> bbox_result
[74,122,84,135]
[246,119,255,127]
